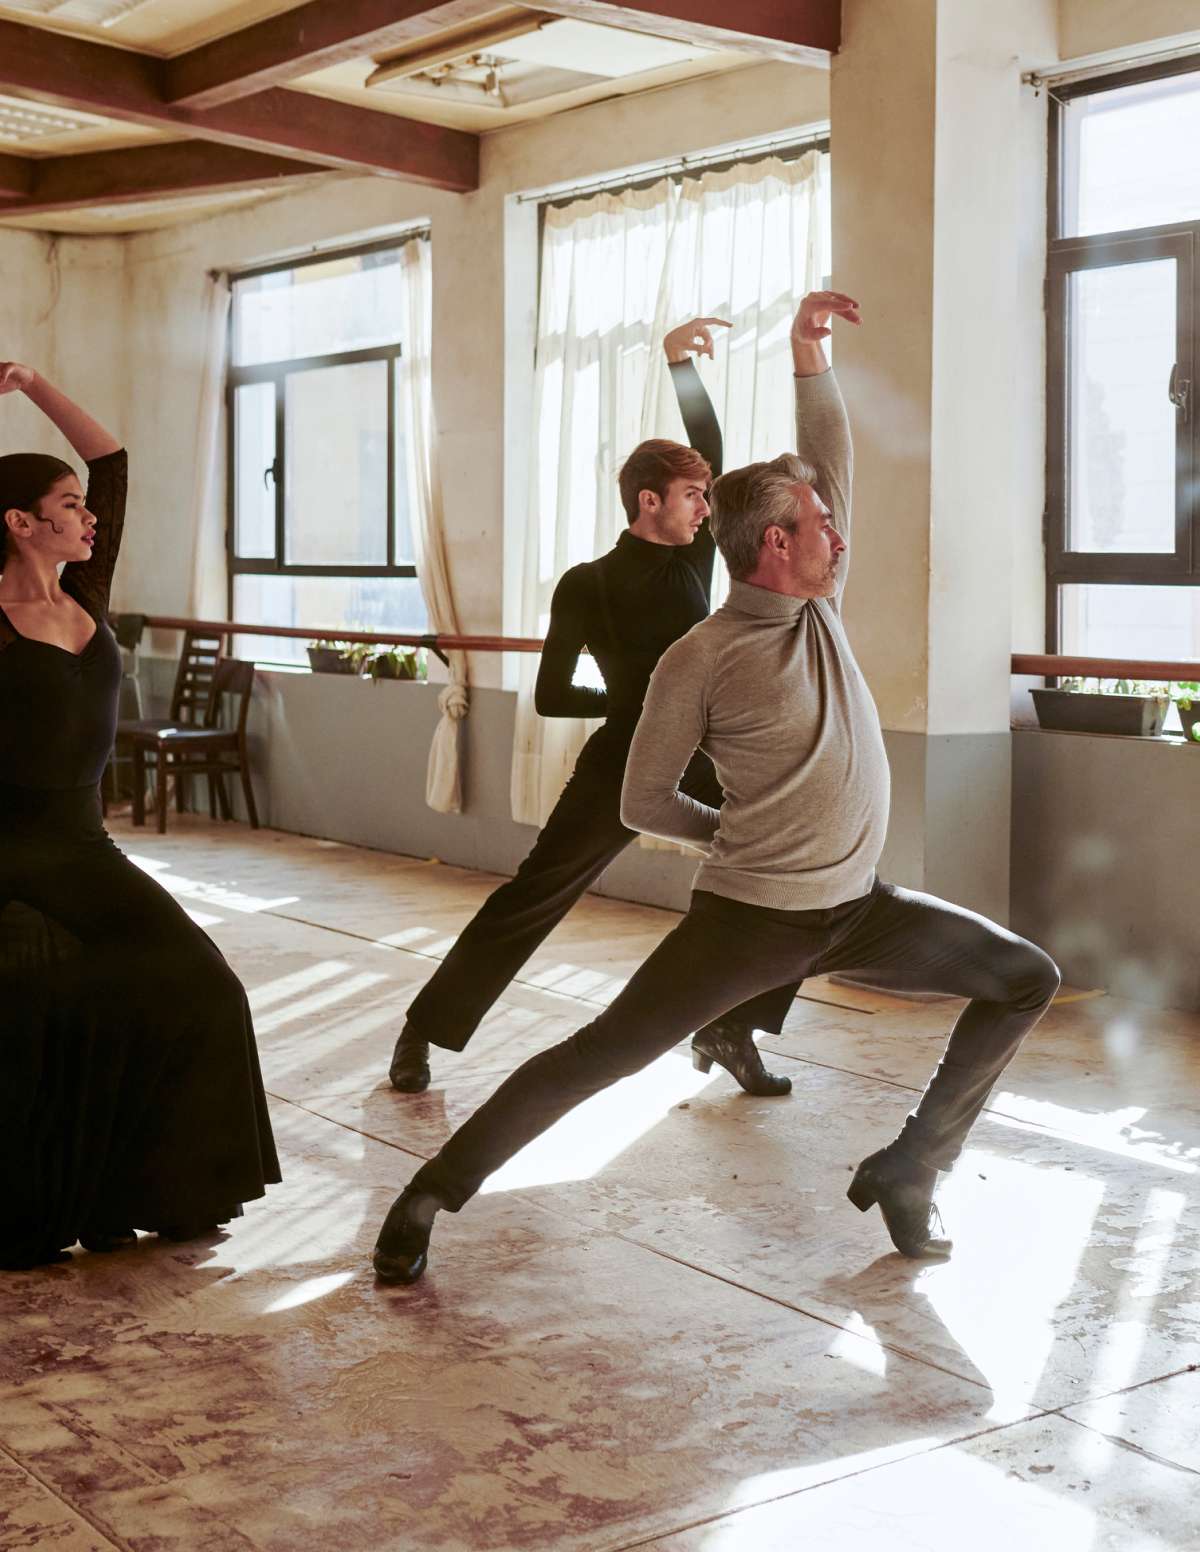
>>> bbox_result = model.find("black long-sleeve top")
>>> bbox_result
[534,361,722,750]
[0,450,127,789]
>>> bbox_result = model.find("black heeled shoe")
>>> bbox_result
[691,1017,792,1096]
[79,1228,137,1253]
[155,1209,236,1243]
[847,1146,952,1258]
[1,1239,71,1271]
[373,1188,438,1284]
[389,1025,431,1093]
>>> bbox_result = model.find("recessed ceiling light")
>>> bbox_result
[0,93,96,140]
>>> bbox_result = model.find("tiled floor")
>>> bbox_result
[3,815,1198,1551]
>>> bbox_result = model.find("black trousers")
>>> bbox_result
[1,783,280,1247]
[406,728,799,1052]
[411,881,1060,1210]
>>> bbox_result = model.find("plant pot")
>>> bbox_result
[369,652,420,681]
[1175,700,1200,744]
[1031,688,1168,737]
[306,646,357,675]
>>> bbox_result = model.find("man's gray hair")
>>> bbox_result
[709,453,819,580]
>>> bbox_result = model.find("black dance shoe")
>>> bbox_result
[1,1239,71,1271]
[79,1228,137,1253]
[373,1188,438,1284]
[691,1017,792,1096]
[389,1025,431,1093]
[847,1146,952,1258]
[155,1210,236,1243]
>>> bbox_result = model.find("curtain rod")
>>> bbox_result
[518,128,830,207]
[1023,40,1200,91]
[208,224,430,283]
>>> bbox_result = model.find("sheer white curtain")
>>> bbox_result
[511,151,830,827]
[396,235,469,813]
[186,272,231,620]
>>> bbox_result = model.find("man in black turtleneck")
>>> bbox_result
[387,318,797,1097]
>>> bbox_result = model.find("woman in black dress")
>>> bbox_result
[0,360,280,1270]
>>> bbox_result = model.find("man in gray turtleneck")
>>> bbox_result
[372,291,1060,1285]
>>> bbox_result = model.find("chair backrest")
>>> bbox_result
[204,658,256,735]
[169,629,224,724]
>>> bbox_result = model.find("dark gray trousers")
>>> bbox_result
[411,881,1060,1210]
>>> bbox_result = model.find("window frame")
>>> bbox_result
[225,236,419,617]
[1045,58,1200,653]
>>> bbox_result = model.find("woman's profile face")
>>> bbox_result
[5,473,95,565]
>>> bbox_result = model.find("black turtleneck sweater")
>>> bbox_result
[534,361,720,752]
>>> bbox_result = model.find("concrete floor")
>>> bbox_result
[3,815,1199,1551]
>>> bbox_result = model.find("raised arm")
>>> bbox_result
[620,635,719,851]
[1,363,121,461]
[789,293,858,594]
[534,566,608,719]
[664,317,730,593]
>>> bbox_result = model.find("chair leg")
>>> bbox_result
[156,753,169,835]
[214,771,233,821]
[175,764,187,814]
[238,758,260,830]
[132,748,146,826]
[207,770,217,820]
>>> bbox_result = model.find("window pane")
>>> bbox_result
[232,247,406,366]
[1063,73,1200,237]
[1068,259,1176,554]
[393,378,416,566]
[1060,584,1200,661]
[232,574,428,666]
[233,382,276,559]
[285,360,388,566]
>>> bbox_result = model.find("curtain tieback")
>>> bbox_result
[438,682,469,720]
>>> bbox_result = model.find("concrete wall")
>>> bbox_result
[1012,730,1200,1011]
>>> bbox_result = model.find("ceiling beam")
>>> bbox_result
[526,1,839,64]
[1,142,328,217]
[164,0,503,110]
[0,16,479,191]
[0,152,35,200]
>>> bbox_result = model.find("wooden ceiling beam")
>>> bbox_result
[0,16,479,191]
[527,1,839,63]
[0,152,35,200]
[2,142,327,216]
[164,0,503,110]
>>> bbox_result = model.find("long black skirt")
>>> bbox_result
[1,783,281,1259]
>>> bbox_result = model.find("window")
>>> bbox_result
[1047,63,1200,660]
[227,237,428,665]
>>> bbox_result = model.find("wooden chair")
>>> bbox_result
[114,627,224,816]
[130,659,260,834]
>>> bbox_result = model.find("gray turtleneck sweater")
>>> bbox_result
[620,368,891,911]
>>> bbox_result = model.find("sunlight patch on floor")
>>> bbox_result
[127,854,300,914]
[480,1047,721,1195]
[989,1094,1198,1174]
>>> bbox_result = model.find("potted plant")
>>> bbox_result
[1030,677,1170,737]
[1172,682,1200,743]
[365,647,424,682]
[306,639,359,675]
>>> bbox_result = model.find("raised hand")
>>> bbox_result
[664,316,732,364]
[792,291,862,343]
[0,362,36,396]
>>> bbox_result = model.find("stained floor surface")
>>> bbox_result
[2,815,1198,1551]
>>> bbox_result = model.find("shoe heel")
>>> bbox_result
[846,1174,878,1213]
[691,1048,714,1074]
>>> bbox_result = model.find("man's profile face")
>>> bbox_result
[776,482,845,597]
[640,476,709,547]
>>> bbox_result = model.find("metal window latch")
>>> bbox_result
[1168,363,1191,419]
[262,457,280,490]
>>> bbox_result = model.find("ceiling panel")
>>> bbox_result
[295,47,750,133]
[0,92,177,154]
[0,0,306,55]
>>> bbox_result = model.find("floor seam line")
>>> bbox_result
[601,1413,1044,1552]
[0,1435,131,1552]
[263,1088,433,1164]
[1054,1410,1200,1478]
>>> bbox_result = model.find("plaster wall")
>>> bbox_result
[1058,0,1200,62]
